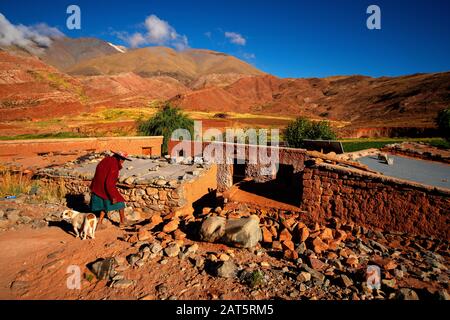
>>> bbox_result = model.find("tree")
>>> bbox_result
[436,108,450,141]
[284,117,337,148]
[138,104,194,154]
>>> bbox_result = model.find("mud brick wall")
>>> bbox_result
[301,163,450,240]
[0,136,164,158]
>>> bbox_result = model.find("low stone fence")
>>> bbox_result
[36,164,218,216]
[300,162,450,240]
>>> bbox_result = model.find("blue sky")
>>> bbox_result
[1,0,449,78]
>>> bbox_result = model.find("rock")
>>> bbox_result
[382,279,396,289]
[0,219,10,229]
[200,216,226,242]
[216,261,237,278]
[309,257,326,271]
[279,228,292,242]
[282,240,295,251]
[272,241,282,250]
[346,257,359,268]
[312,237,329,254]
[260,261,270,268]
[164,242,180,257]
[436,289,450,300]
[261,227,273,243]
[138,229,153,242]
[186,244,199,255]
[296,242,307,255]
[6,210,20,224]
[155,179,167,186]
[10,280,29,290]
[149,242,163,254]
[90,258,116,280]
[302,265,325,282]
[114,256,126,266]
[112,279,135,289]
[283,250,299,260]
[340,274,353,288]
[396,288,419,300]
[127,254,141,266]
[0,209,5,219]
[222,215,262,248]
[320,228,334,241]
[298,226,310,242]
[163,219,179,233]
[297,271,311,283]
[218,254,230,261]
[173,229,186,240]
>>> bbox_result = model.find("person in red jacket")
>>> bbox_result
[90,151,131,227]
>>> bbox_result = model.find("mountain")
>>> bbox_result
[170,72,450,127]
[66,46,265,84]
[0,50,89,121]
[41,37,125,71]
[1,36,449,134]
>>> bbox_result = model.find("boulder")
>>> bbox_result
[222,215,262,248]
[200,216,226,242]
[90,258,117,280]
[215,260,237,278]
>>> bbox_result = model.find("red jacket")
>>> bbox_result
[90,156,125,203]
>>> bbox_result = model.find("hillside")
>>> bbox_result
[66,47,265,84]
[170,72,450,127]
[41,37,124,71]
[0,50,89,121]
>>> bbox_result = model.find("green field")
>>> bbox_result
[0,132,90,141]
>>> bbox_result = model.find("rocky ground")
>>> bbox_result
[0,194,448,300]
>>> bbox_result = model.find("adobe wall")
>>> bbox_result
[300,162,450,240]
[168,140,307,191]
[0,136,164,158]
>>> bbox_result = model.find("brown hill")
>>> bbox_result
[0,51,89,121]
[80,73,190,107]
[66,47,265,84]
[41,37,124,71]
[171,72,450,127]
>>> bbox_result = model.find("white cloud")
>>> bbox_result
[243,53,256,60]
[225,31,246,45]
[204,31,212,39]
[0,13,64,54]
[118,14,189,51]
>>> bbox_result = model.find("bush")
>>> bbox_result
[436,108,450,141]
[284,117,336,148]
[138,104,194,154]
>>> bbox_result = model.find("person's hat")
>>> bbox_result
[112,151,132,161]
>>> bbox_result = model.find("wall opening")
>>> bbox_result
[232,164,302,208]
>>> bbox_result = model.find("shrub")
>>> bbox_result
[138,104,194,154]
[436,108,450,141]
[284,117,336,148]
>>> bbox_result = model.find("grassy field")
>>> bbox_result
[0,132,90,141]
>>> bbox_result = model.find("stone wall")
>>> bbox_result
[37,164,218,216]
[300,162,450,240]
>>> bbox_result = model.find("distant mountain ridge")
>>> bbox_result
[0,36,449,131]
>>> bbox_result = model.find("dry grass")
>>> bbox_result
[0,169,67,202]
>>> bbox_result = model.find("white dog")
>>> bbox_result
[62,210,98,240]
